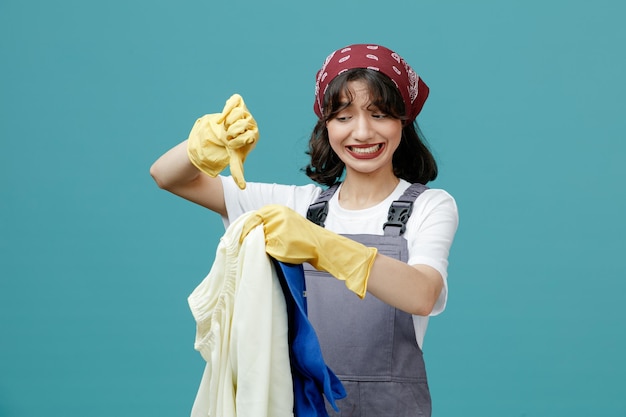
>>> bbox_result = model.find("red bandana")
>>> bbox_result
[313,44,429,122]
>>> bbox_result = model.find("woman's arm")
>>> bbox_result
[151,94,259,215]
[150,140,227,216]
[238,204,447,316]
[370,191,458,316]
[367,256,443,316]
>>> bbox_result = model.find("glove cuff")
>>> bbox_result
[344,247,377,299]
[187,139,225,177]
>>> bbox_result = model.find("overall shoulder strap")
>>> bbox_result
[306,183,340,227]
[383,183,429,237]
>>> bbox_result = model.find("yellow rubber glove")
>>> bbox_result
[187,94,258,189]
[240,205,378,299]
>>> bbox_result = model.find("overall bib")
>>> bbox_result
[304,183,432,417]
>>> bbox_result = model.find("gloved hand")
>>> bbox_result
[187,94,258,189]
[240,205,378,299]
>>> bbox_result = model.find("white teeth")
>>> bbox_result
[350,144,381,154]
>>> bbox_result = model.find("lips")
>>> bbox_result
[347,144,384,159]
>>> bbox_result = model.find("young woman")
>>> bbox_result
[151,43,458,416]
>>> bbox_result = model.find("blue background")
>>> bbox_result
[1,0,625,416]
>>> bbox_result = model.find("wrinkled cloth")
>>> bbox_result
[188,212,293,417]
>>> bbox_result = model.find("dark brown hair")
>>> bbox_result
[304,68,438,186]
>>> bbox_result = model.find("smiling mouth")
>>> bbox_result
[348,144,383,154]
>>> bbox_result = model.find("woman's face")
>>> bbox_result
[326,80,403,178]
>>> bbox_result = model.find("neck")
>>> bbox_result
[339,172,400,210]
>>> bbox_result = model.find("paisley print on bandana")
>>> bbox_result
[313,44,429,122]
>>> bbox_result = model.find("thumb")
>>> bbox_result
[229,151,247,190]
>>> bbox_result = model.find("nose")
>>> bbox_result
[352,115,373,142]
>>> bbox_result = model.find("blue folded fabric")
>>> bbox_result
[273,261,346,416]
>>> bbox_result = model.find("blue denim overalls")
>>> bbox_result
[304,183,432,417]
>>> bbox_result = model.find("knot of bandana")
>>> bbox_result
[313,44,429,122]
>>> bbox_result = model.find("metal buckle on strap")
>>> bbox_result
[383,200,413,235]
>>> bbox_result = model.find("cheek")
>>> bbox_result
[385,125,403,149]
[328,136,343,155]
[326,124,345,147]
